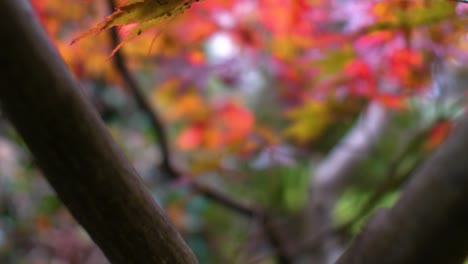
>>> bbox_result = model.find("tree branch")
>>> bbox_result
[107,0,177,180]
[337,114,468,264]
[106,0,258,218]
[300,102,390,264]
[105,2,292,262]
[0,1,197,263]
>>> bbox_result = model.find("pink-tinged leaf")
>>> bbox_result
[344,59,377,96]
[354,31,393,50]
[177,123,204,150]
[344,59,372,79]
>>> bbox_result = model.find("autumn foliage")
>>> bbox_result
[30,0,468,208]
[41,0,461,151]
[5,0,468,262]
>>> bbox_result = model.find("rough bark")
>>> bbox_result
[0,0,197,263]
[336,113,468,264]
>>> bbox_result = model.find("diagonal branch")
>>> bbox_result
[336,113,468,264]
[300,102,391,264]
[0,0,197,263]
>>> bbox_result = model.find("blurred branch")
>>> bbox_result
[300,102,391,264]
[106,1,292,263]
[344,129,428,228]
[311,102,390,196]
[298,140,425,255]
[188,180,257,217]
[260,214,294,264]
[295,114,433,259]
[336,113,468,264]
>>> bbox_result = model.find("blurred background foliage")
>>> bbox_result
[1,0,468,263]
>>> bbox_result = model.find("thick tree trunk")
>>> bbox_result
[0,0,197,263]
[337,113,468,264]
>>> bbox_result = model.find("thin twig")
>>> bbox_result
[260,213,294,264]
[107,0,177,180]
[188,180,258,217]
[105,2,292,263]
[106,6,258,218]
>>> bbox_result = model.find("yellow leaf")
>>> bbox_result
[284,100,331,143]
[314,46,354,76]
[72,0,200,55]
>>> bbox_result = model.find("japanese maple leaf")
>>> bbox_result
[71,0,201,54]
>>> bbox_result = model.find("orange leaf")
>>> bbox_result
[376,94,406,110]
[177,124,204,150]
[388,48,423,87]
[187,50,205,65]
[217,102,255,143]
